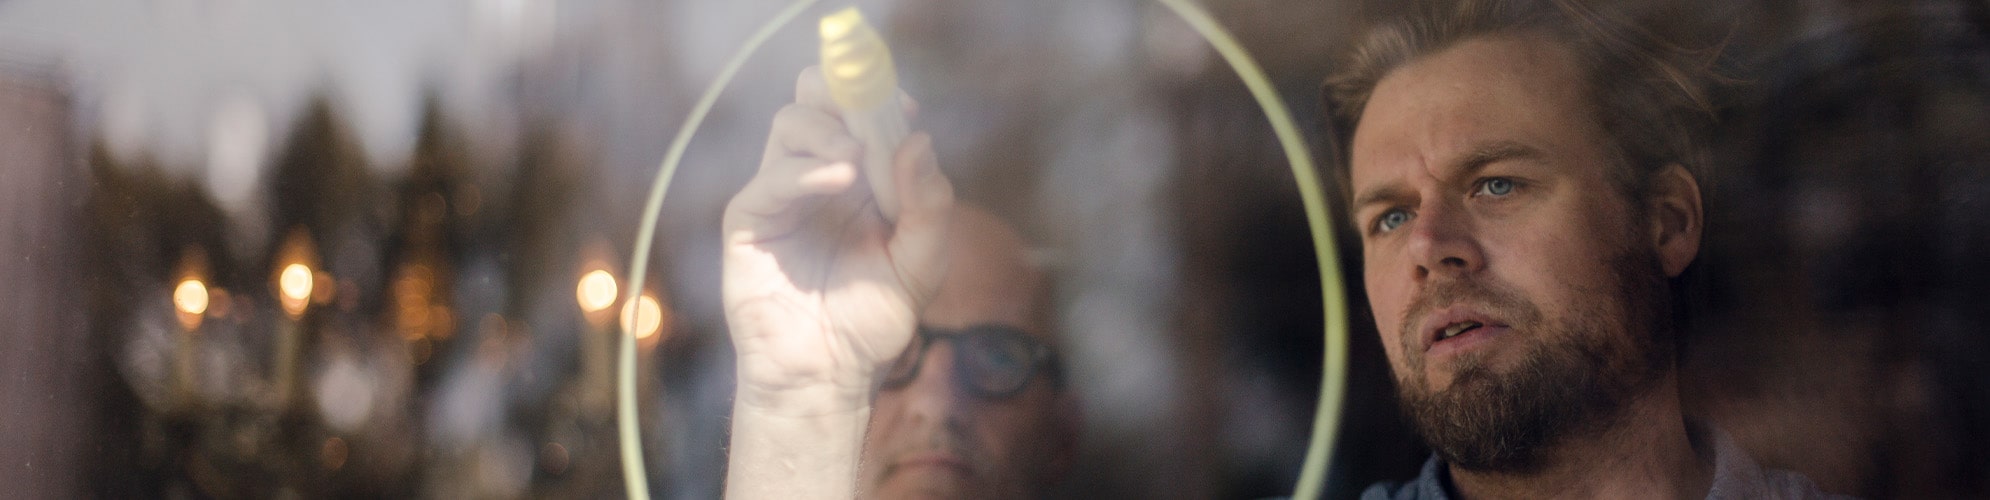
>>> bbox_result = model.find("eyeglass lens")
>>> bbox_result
[879,324,1044,398]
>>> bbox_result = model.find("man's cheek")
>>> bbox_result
[1372,324,1404,366]
[1361,273,1390,323]
[1366,289,1409,346]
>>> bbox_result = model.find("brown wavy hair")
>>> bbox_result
[1320,0,1727,208]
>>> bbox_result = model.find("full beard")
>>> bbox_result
[1394,248,1673,474]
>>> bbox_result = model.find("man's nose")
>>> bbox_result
[902,343,967,425]
[1403,199,1485,281]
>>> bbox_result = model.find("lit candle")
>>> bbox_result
[576,268,617,412]
[173,278,209,330]
[623,291,670,453]
[171,248,210,409]
[273,229,317,407]
[623,294,665,351]
[279,262,314,317]
[619,291,668,426]
[172,276,207,406]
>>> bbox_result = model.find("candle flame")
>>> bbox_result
[280,263,313,317]
[175,279,209,316]
[577,270,618,314]
[174,278,208,331]
[621,294,664,341]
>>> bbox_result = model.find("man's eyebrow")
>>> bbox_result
[1352,182,1409,212]
[1452,141,1544,174]
[1350,141,1544,211]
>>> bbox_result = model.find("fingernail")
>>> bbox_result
[802,162,857,189]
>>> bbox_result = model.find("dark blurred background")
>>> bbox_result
[1,0,1986,498]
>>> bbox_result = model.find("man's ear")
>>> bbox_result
[1647,163,1703,277]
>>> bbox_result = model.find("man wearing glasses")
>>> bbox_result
[858,206,1075,500]
[719,66,1070,499]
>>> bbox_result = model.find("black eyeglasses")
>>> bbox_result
[878,324,1063,400]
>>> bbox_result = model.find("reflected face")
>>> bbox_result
[1349,34,1671,470]
[860,208,1071,500]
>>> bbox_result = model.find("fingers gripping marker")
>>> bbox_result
[819,7,910,223]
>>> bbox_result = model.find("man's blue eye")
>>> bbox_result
[1377,210,1411,233]
[1478,178,1515,196]
[973,345,1024,370]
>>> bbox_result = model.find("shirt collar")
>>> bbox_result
[1406,420,1770,500]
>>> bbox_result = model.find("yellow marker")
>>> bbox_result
[820,7,909,221]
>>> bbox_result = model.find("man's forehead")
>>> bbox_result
[1348,33,1591,194]
[922,206,1050,338]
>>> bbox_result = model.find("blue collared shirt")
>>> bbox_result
[1360,425,1851,500]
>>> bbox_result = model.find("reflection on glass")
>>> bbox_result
[621,293,663,342]
[278,263,313,315]
[173,278,208,329]
[577,269,618,315]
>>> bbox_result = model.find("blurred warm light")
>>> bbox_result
[321,436,349,472]
[398,304,429,339]
[621,294,664,341]
[394,264,439,340]
[173,278,208,332]
[174,247,211,331]
[174,279,209,316]
[274,228,319,318]
[279,263,314,317]
[280,264,313,300]
[312,271,337,305]
[577,270,617,314]
[430,306,455,340]
[395,265,433,299]
[208,288,231,318]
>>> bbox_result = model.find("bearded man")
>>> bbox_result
[1325,1,1843,498]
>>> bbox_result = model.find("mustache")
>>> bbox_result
[1399,276,1538,352]
[880,421,981,474]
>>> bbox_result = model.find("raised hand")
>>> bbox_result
[722,66,953,417]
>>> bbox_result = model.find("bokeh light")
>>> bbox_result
[279,263,313,317]
[172,247,211,331]
[576,269,617,314]
[321,437,348,472]
[620,294,663,341]
[311,271,336,305]
[173,279,208,321]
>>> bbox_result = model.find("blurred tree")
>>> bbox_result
[382,96,473,371]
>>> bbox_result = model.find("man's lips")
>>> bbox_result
[1417,305,1509,354]
[894,452,971,475]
